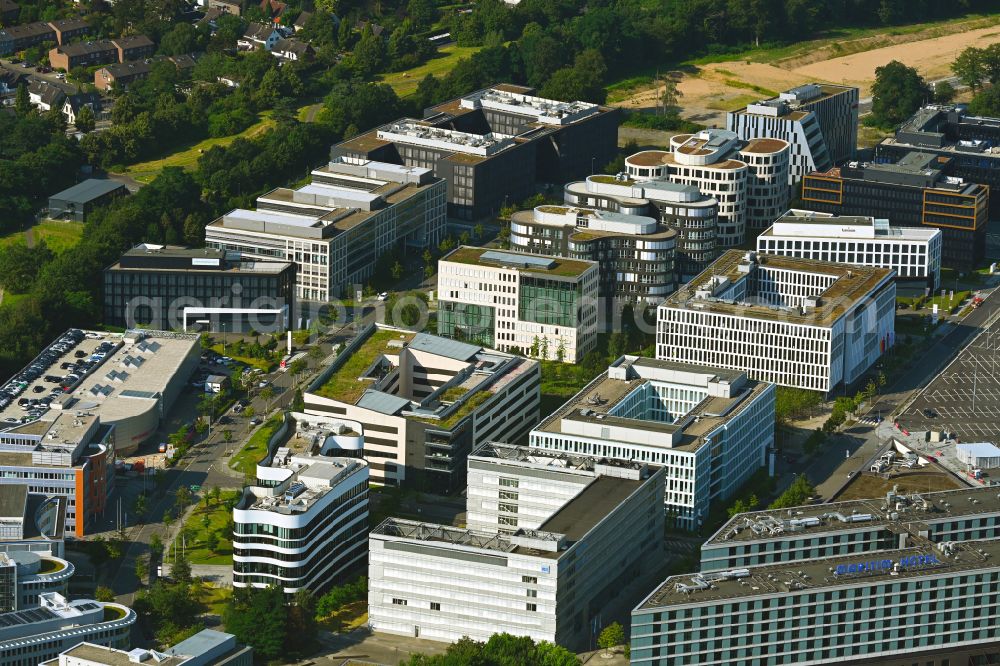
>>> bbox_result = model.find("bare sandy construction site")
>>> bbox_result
[615,17,1000,127]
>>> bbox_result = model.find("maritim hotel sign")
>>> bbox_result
[834,553,940,576]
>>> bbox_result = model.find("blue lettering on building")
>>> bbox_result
[834,553,939,575]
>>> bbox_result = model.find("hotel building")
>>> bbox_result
[437,246,599,362]
[656,251,895,394]
[528,356,775,531]
[757,209,942,290]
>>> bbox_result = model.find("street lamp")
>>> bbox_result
[221,321,227,356]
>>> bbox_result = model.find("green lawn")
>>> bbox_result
[0,291,29,309]
[229,414,284,477]
[0,219,84,253]
[707,93,760,112]
[175,492,240,565]
[312,329,414,403]
[208,344,277,372]
[122,112,277,184]
[379,45,481,97]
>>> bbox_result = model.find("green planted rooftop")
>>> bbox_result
[416,390,492,429]
[312,329,415,404]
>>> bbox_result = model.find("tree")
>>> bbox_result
[149,533,164,558]
[135,556,149,584]
[259,386,274,410]
[224,585,288,661]
[289,357,307,378]
[14,83,30,117]
[74,104,96,133]
[204,530,220,553]
[473,223,484,240]
[133,494,148,521]
[174,485,192,511]
[391,260,403,281]
[95,586,115,602]
[159,22,203,56]
[598,622,625,653]
[211,485,222,506]
[0,241,53,293]
[769,475,815,509]
[970,85,1000,118]
[870,60,930,127]
[286,589,318,657]
[933,81,956,104]
[556,338,566,363]
[170,550,192,583]
[953,47,986,92]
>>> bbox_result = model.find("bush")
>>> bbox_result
[316,576,367,618]
[769,475,815,509]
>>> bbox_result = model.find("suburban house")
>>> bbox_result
[94,60,150,91]
[271,37,312,61]
[112,35,154,62]
[238,22,281,50]
[63,92,102,125]
[0,69,24,96]
[292,11,312,31]
[48,18,89,45]
[0,21,56,56]
[355,19,384,38]
[1,0,20,27]
[207,0,242,16]
[27,80,65,111]
[48,40,117,71]
[259,0,285,19]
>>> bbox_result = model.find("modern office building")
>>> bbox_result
[0,484,64,557]
[0,593,135,666]
[528,356,775,530]
[0,413,113,538]
[562,173,718,281]
[331,84,620,220]
[233,453,368,594]
[103,244,297,333]
[656,251,896,394]
[437,246,599,362]
[802,152,990,270]
[53,330,200,455]
[620,132,790,245]
[877,104,1000,215]
[205,157,446,302]
[757,209,942,290]
[47,180,128,223]
[700,485,1000,572]
[369,460,665,649]
[0,550,73,612]
[727,83,860,184]
[304,326,540,492]
[509,204,680,303]
[42,629,254,666]
[632,492,1000,666]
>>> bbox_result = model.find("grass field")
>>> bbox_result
[229,414,284,477]
[122,112,277,184]
[379,45,481,97]
[318,600,368,633]
[175,492,240,566]
[0,219,84,253]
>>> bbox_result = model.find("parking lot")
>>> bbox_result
[0,329,121,428]
[904,311,1000,443]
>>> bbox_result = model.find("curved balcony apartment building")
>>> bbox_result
[510,202,680,304]
[561,174,719,282]
[233,454,369,595]
[626,131,790,246]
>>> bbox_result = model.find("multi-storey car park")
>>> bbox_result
[801,152,989,271]
[877,104,1000,216]
[619,132,790,247]
[727,83,860,186]
[0,593,135,666]
[233,454,368,595]
[699,485,1000,572]
[303,326,540,492]
[656,251,895,395]
[757,209,942,291]
[331,84,620,220]
[436,246,599,362]
[368,451,665,650]
[631,488,1000,666]
[103,244,297,333]
[528,355,775,531]
[205,158,446,302]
